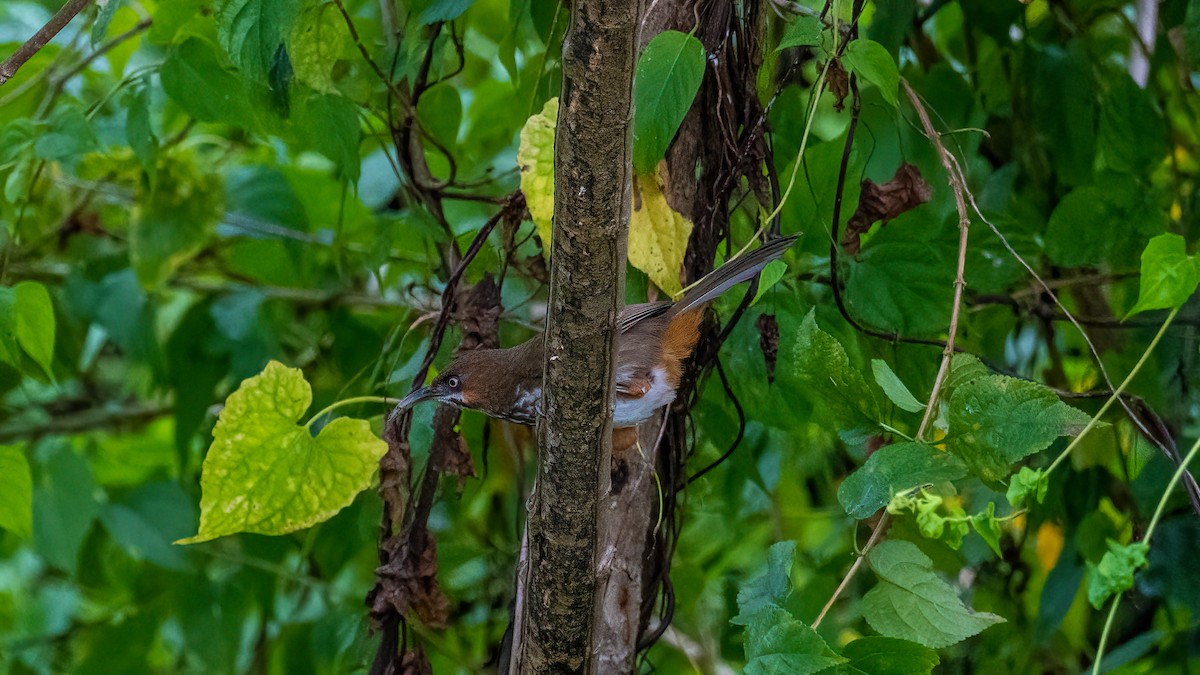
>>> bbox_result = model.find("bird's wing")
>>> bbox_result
[618,301,672,333]
[614,372,652,398]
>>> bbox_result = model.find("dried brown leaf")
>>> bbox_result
[455,273,503,351]
[400,649,433,675]
[827,59,850,112]
[370,530,451,629]
[379,417,412,528]
[756,314,779,383]
[842,163,932,255]
[432,406,475,478]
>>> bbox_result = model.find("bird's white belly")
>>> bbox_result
[613,366,675,428]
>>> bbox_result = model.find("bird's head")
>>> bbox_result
[395,366,470,411]
[394,348,510,413]
[392,346,541,424]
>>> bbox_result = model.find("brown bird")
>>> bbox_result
[395,235,798,427]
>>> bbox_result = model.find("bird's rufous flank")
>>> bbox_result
[395,235,799,427]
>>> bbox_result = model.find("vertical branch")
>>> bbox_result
[513,0,643,670]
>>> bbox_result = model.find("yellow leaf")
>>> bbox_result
[517,98,558,258]
[518,99,694,291]
[629,171,693,296]
[1036,522,1064,571]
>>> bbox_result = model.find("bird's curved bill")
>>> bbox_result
[394,386,434,412]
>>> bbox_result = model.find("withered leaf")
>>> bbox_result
[400,648,433,675]
[433,406,475,478]
[756,314,779,383]
[455,273,503,351]
[827,59,850,112]
[370,529,451,628]
[842,163,932,255]
[379,416,412,529]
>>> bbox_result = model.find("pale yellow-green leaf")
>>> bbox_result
[517,98,693,290]
[629,171,693,296]
[177,361,387,544]
[288,2,348,94]
[518,97,558,257]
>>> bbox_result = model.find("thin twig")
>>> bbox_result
[905,79,972,440]
[812,512,889,628]
[0,401,171,443]
[0,0,92,86]
[330,0,412,111]
[53,17,152,91]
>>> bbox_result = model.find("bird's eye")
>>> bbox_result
[446,376,461,390]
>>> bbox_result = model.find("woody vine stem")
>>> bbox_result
[813,78,974,629]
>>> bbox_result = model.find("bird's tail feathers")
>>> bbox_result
[673,234,800,315]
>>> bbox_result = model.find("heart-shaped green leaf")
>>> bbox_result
[178,361,387,544]
[1126,233,1199,318]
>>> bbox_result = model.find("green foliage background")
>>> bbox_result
[1,0,1199,673]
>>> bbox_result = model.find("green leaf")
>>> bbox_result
[629,172,693,296]
[416,84,462,152]
[33,445,102,575]
[1027,43,1096,187]
[1126,233,1199,318]
[178,361,388,543]
[92,0,127,46]
[0,287,20,367]
[34,105,99,166]
[101,482,196,571]
[130,154,225,289]
[293,93,361,182]
[1043,176,1166,270]
[1043,186,1120,267]
[838,442,967,520]
[946,375,1091,483]
[419,0,474,24]
[744,607,847,675]
[125,84,158,174]
[633,31,706,174]
[733,540,796,625]
[871,359,925,413]
[970,502,1003,557]
[1005,466,1048,508]
[790,310,880,434]
[843,39,899,108]
[863,540,1004,648]
[844,219,954,338]
[901,492,968,549]
[751,259,788,306]
[1087,540,1149,609]
[1187,0,1200,69]
[517,97,558,255]
[776,14,824,51]
[12,281,55,378]
[0,445,33,538]
[161,37,258,127]
[215,0,298,83]
[943,353,989,395]
[843,636,939,675]
[1098,74,1166,174]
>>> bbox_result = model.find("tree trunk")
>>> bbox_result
[512,0,643,672]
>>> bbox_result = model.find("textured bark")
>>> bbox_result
[513,0,643,672]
